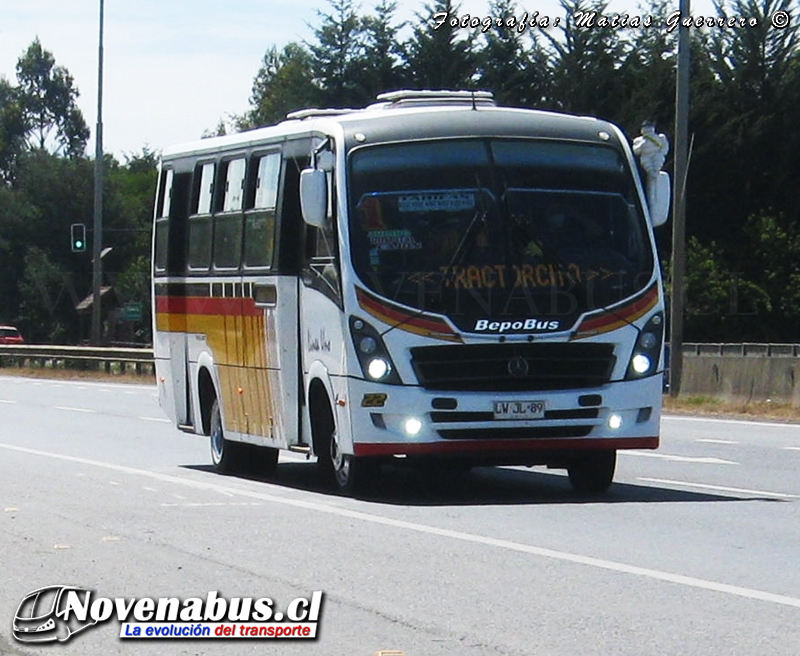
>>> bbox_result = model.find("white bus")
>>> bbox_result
[152,90,669,494]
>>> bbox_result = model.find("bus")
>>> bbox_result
[152,90,669,494]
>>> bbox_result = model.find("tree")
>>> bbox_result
[0,78,26,183]
[18,246,77,344]
[308,0,369,107]
[679,237,771,342]
[476,0,550,106]
[613,0,677,134]
[244,43,319,128]
[357,0,409,99]
[14,38,89,157]
[540,0,628,118]
[700,0,800,225]
[404,0,478,89]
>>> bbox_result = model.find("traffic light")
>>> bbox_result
[70,223,86,252]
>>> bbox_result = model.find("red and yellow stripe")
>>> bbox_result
[571,283,660,339]
[156,293,275,438]
[356,287,462,342]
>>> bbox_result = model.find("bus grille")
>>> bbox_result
[410,343,616,392]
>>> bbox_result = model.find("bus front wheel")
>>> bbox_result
[567,450,616,494]
[210,399,244,474]
[312,398,371,494]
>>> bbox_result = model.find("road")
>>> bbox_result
[1,374,800,655]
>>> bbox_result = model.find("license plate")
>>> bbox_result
[493,400,546,420]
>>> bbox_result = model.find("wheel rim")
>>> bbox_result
[330,430,351,487]
[210,409,224,465]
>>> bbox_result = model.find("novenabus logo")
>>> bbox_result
[12,587,324,643]
[13,585,97,643]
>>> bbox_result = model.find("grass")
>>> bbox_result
[663,394,800,423]
[0,365,154,384]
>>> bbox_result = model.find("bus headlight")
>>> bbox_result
[626,313,664,380]
[367,357,391,380]
[631,354,651,375]
[349,316,402,385]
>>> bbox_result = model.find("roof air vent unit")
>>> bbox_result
[285,108,357,120]
[372,89,495,109]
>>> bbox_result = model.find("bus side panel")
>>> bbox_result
[183,292,244,438]
[238,275,300,448]
[299,286,350,453]
[153,298,190,427]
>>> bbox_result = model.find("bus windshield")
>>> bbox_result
[348,138,655,334]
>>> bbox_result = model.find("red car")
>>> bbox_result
[0,325,24,344]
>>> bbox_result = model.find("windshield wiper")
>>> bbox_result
[442,208,488,275]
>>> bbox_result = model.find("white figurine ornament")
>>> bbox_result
[633,120,670,226]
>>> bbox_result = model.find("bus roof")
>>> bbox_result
[160,90,626,160]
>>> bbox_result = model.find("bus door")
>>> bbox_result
[240,149,301,447]
[154,167,193,429]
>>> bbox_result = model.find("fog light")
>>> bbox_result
[608,413,623,430]
[403,417,423,436]
[632,354,651,375]
[367,357,390,380]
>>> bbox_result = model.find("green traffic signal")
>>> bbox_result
[70,223,86,252]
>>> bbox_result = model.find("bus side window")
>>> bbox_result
[188,162,215,271]
[243,152,280,269]
[276,155,309,274]
[213,158,246,270]
[154,168,191,275]
[304,162,340,301]
[153,168,173,272]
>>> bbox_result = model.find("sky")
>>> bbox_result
[1,0,717,160]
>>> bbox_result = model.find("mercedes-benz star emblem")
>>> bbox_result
[507,356,529,377]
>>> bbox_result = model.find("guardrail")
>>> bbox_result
[0,345,154,376]
[2,342,800,402]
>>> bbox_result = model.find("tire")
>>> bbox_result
[209,399,244,474]
[567,450,616,494]
[312,396,373,494]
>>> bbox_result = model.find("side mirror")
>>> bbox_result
[300,169,327,229]
[648,171,671,227]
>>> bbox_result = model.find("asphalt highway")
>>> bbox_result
[1,374,799,655]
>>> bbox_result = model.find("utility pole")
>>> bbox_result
[91,0,104,345]
[669,0,690,397]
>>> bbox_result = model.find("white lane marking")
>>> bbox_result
[3,442,800,610]
[664,415,800,430]
[138,417,171,423]
[0,400,17,404]
[160,502,263,508]
[782,447,800,452]
[54,406,96,414]
[696,439,738,445]
[638,477,799,499]
[622,451,738,465]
